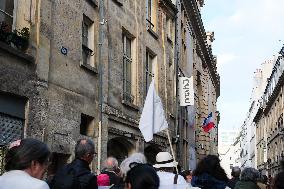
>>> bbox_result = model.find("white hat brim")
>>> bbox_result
[153,161,178,168]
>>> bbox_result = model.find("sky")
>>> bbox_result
[201,0,284,132]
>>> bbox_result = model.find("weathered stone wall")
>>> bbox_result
[0,0,219,172]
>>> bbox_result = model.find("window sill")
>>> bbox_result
[122,99,139,111]
[112,0,123,6]
[147,28,159,40]
[0,41,34,64]
[87,0,98,8]
[80,63,98,74]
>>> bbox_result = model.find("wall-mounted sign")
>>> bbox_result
[61,46,68,55]
[179,76,194,106]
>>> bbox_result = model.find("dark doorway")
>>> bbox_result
[107,137,134,164]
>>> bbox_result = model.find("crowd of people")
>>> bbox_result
[0,138,284,189]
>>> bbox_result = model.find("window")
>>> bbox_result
[80,113,95,137]
[166,16,174,41]
[122,34,134,103]
[82,15,95,66]
[0,92,26,175]
[145,51,155,96]
[146,0,157,31]
[0,0,14,32]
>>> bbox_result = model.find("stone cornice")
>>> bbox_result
[182,0,220,97]
[104,104,139,126]
[263,70,284,115]
[253,107,263,123]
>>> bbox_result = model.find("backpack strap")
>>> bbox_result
[174,174,178,184]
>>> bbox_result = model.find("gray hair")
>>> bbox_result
[75,139,95,159]
[240,167,260,181]
[104,157,119,171]
[120,153,147,176]
[231,166,241,178]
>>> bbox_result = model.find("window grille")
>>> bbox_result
[82,15,94,66]
[145,51,155,96]
[0,113,24,175]
[123,35,134,103]
[0,1,14,32]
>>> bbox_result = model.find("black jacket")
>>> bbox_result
[50,159,97,189]
[101,170,124,189]
[234,181,260,189]
[228,177,239,189]
[191,173,228,189]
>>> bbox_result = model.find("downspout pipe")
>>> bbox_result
[174,0,180,158]
[97,0,105,174]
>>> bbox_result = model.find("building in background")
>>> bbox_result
[219,129,239,155]
[239,60,273,169]
[175,0,220,167]
[0,0,219,174]
[253,50,284,176]
[220,131,241,177]
[179,0,220,163]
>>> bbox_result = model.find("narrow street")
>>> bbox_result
[0,0,284,189]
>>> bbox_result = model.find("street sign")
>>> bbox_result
[179,76,194,106]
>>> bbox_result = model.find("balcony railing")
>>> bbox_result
[146,18,155,31]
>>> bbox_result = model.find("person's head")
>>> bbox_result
[125,164,159,189]
[120,153,147,176]
[181,170,192,183]
[75,139,95,164]
[231,166,241,178]
[5,138,50,179]
[104,157,118,172]
[240,167,260,182]
[153,152,178,173]
[193,155,229,182]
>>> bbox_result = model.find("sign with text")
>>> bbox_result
[179,76,194,106]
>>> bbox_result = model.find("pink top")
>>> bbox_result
[97,174,110,186]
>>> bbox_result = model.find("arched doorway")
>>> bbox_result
[144,144,162,165]
[107,137,134,163]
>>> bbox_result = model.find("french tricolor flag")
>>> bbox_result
[202,112,215,132]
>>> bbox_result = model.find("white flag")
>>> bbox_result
[179,76,194,106]
[139,81,168,142]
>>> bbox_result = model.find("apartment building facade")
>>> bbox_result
[0,0,219,174]
[254,52,284,176]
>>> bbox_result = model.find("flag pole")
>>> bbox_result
[166,129,178,173]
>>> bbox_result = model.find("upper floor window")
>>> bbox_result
[0,0,14,32]
[166,16,174,41]
[122,34,134,103]
[145,50,155,96]
[146,0,157,32]
[82,15,95,67]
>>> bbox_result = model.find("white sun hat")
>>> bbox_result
[153,152,178,168]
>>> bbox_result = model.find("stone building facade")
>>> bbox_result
[179,0,220,162]
[0,0,219,174]
[254,53,284,176]
[239,61,273,169]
